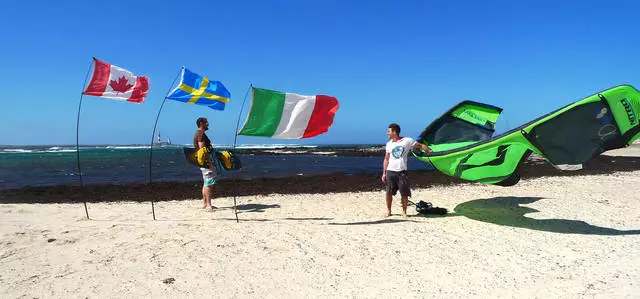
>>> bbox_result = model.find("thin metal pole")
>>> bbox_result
[231,84,253,223]
[76,60,93,220]
[148,68,183,220]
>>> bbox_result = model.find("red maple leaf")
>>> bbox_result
[109,76,134,93]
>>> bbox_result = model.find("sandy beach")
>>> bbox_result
[1,147,640,298]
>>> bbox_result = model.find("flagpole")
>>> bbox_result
[148,68,183,220]
[76,60,94,220]
[231,84,252,223]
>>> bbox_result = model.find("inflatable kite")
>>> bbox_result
[413,84,640,186]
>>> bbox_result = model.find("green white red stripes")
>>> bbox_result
[239,87,339,139]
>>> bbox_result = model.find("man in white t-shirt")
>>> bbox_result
[382,123,432,217]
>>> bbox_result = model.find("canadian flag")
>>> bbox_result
[83,57,150,103]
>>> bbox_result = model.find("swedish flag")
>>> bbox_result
[167,68,230,110]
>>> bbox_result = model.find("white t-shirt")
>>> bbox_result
[385,137,417,172]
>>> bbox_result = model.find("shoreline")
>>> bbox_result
[2,151,640,204]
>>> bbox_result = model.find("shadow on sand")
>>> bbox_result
[449,196,640,235]
[328,218,417,225]
[235,203,281,213]
[285,217,333,221]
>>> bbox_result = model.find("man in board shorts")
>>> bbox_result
[382,123,432,217]
[194,117,216,210]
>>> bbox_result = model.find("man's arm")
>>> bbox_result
[414,141,432,153]
[381,152,390,183]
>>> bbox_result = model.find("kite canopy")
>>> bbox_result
[417,101,502,152]
[413,84,640,186]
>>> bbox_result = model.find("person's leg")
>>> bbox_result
[399,171,411,217]
[400,195,408,217]
[208,186,216,209]
[200,168,215,210]
[202,185,208,209]
[203,185,213,209]
[385,171,399,217]
[385,192,392,217]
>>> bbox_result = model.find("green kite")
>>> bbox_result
[413,85,640,186]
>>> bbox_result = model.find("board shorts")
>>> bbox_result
[200,168,217,187]
[385,170,411,197]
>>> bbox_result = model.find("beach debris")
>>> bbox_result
[47,238,56,243]
[162,277,175,284]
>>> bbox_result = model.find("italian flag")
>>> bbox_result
[83,57,150,103]
[239,87,340,139]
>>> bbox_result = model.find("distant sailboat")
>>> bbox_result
[155,132,172,146]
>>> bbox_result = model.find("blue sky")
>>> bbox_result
[1,0,639,146]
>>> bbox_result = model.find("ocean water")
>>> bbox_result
[0,144,434,190]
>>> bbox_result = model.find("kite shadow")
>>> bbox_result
[235,203,281,213]
[450,196,640,235]
[328,218,417,226]
[285,217,334,221]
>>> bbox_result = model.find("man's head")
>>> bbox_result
[197,117,209,130]
[387,123,400,139]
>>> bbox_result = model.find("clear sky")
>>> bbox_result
[2,0,639,146]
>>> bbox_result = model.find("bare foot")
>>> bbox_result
[383,211,391,217]
[401,213,408,218]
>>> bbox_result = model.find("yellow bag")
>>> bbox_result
[219,151,232,169]
[187,147,210,168]
[196,147,210,166]
[215,150,241,171]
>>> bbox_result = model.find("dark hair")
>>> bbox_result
[388,123,400,134]
[196,117,208,127]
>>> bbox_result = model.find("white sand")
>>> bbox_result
[1,152,640,298]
